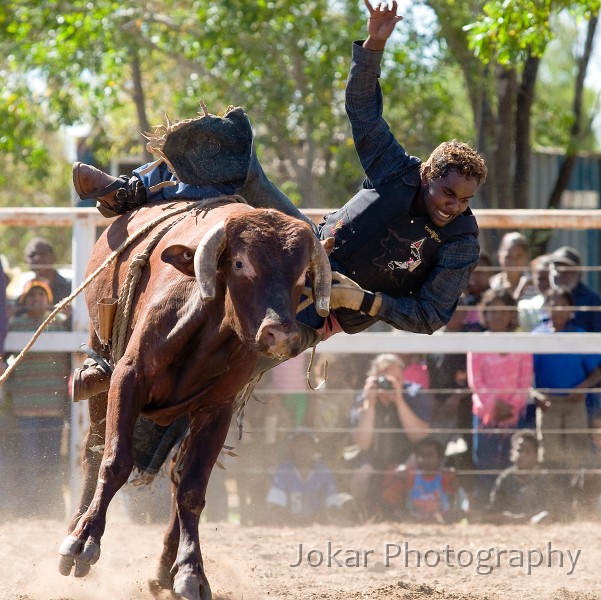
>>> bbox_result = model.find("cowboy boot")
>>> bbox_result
[71,358,111,402]
[72,162,147,218]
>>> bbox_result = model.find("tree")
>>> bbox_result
[0,0,599,221]
[462,0,600,212]
[0,1,365,208]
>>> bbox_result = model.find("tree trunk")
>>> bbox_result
[547,14,598,210]
[129,47,152,163]
[494,66,516,209]
[513,54,540,210]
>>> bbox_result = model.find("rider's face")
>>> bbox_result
[421,168,479,228]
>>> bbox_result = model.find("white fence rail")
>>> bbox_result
[2,207,601,355]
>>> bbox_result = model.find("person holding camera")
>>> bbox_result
[349,353,432,520]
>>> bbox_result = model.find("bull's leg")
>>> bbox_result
[171,408,233,600]
[149,462,179,595]
[58,366,139,578]
[67,391,108,533]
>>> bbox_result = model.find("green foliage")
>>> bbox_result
[0,0,598,220]
[532,17,599,151]
[0,0,465,210]
[464,0,599,65]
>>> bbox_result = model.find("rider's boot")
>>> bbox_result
[72,162,147,218]
[71,358,111,402]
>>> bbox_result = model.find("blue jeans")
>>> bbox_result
[471,415,514,509]
[134,161,236,202]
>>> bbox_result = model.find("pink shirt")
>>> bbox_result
[467,351,533,427]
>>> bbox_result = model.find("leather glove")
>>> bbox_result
[330,272,382,316]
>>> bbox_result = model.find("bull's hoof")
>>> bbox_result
[173,572,212,600]
[58,534,101,577]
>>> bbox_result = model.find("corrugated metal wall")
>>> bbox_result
[530,150,601,290]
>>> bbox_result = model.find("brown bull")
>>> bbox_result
[58,198,331,600]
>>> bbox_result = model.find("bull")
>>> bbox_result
[58,197,332,600]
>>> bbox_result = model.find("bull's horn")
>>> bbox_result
[194,220,227,301]
[309,236,332,317]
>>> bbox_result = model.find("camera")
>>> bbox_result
[376,375,393,390]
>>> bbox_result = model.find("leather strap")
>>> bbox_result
[80,344,113,375]
[359,291,376,314]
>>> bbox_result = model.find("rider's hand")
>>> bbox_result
[363,0,403,51]
[330,272,382,316]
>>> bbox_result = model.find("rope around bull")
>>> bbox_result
[111,212,189,365]
[0,200,206,385]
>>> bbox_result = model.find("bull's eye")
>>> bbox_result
[183,250,193,261]
[234,259,244,269]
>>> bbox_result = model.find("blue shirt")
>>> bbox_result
[533,323,601,398]
[266,461,340,518]
[570,282,601,332]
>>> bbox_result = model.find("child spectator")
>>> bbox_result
[485,430,563,523]
[467,288,533,508]
[383,437,464,523]
[20,237,72,324]
[489,232,532,300]
[463,251,491,331]
[265,429,346,525]
[399,353,430,389]
[518,253,552,331]
[532,287,601,469]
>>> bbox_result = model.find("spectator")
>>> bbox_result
[383,437,465,523]
[305,353,361,473]
[349,353,432,520]
[427,295,474,472]
[22,237,71,305]
[489,232,533,301]
[463,251,491,331]
[518,253,552,331]
[265,429,345,525]
[467,288,533,508]
[484,430,562,523]
[2,280,71,519]
[549,246,601,332]
[532,286,601,467]
[233,379,282,526]
[269,354,309,428]
[399,353,430,389]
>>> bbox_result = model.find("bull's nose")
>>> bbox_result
[256,323,301,358]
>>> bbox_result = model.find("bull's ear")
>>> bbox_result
[321,237,335,256]
[161,244,196,277]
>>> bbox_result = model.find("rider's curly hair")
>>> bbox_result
[422,140,488,185]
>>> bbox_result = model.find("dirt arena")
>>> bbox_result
[1,511,599,600]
